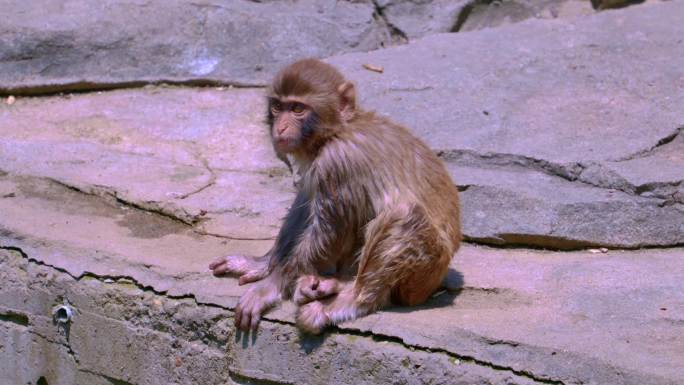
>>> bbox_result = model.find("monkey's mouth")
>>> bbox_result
[275,137,296,152]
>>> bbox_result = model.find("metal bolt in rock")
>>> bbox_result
[53,304,74,324]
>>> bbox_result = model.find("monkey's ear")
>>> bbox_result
[338,82,356,122]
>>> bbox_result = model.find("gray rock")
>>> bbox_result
[327,0,684,248]
[591,0,646,10]
[1,3,682,249]
[375,0,470,38]
[457,0,596,32]
[0,0,390,94]
[375,0,596,38]
[1,183,683,384]
[0,87,295,240]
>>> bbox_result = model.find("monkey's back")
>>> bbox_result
[316,111,461,253]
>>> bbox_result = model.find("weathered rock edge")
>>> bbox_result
[2,247,674,385]
[1,173,682,384]
[0,0,662,96]
[2,83,682,249]
[0,0,395,96]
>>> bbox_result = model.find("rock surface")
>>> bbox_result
[2,0,683,384]
[3,0,683,250]
[328,0,684,248]
[1,0,664,95]
[376,0,597,37]
[0,0,392,94]
[1,173,682,385]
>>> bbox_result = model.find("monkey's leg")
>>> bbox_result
[209,254,269,285]
[234,271,284,331]
[297,203,451,334]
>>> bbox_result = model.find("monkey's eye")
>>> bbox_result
[291,103,305,114]
[271,101,282,113]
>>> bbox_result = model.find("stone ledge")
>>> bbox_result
[1,173,682,384]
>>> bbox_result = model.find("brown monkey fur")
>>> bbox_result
[209,59,461,334]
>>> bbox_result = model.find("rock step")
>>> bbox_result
[0,0,665,95]
[1,172,682,384]
[1,84,682,248]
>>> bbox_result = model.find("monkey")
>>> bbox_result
[209,59,461,334]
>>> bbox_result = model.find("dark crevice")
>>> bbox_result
[25,328,80,364]
[439,148,683,204]
[44,177,201,226]
[2,244,562,384]
[463,237,684,252]
[322,326,565,385]
[371,0,409,45]
[0,79,265,97]
[229,370,296,385]
[451,0,496,33]
[437,148,585,181]
[612,126,683,162]
[78,369,135,385]
[194,229,276,241]
[590,0,646,11]
[0,311,29,326]
[451,0,477,32]
[464,234,602,251]
[43,175,276,240]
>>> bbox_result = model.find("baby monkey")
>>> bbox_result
[209,59,461,334]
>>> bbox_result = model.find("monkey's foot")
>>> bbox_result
[208,255,268,285]
[235,278,281,332]
[296,289,361,334]
[293,275,340,305]
[296,300,330,334]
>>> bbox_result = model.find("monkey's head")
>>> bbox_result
[266,59,356,156]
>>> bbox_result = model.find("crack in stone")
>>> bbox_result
[228,369,296,385]
[611,126,683,162]
[194,229,276,241]
[2,244,564,384]
[326,326,565,385]
[437,148,585,181]
[78,369,135,385]
[177,151,218,201]
[438,148,683,204]
[0,79,266,97]
[451,0,483,32]
[371,0,409,45]
[44,177,202,225]
[25,328,80,364]
[9,172,278,241]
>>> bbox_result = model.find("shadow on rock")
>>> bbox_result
[387,268,465,313]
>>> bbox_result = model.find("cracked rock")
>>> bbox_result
[0,0,391,95]
[327,0,684,248]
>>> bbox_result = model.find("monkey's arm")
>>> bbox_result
[209,189,309,284]
[281,176,358,279]
[268,189,311,270]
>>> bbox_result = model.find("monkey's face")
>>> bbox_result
[268,97,319,154]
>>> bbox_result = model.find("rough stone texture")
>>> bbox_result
[2,1,684,384]
[0,87,295,241]
[0,0,391,94]
[328,0,684,248]
[456,0,596,32]
[1,0,666,96]
[376,0,597,37]
[1,84,681,249]
[4,0,684,250]
[1,173,682,384]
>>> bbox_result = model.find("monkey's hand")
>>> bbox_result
[235,276,282,332]
[209,255,268,285]
[293,275,340,305]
